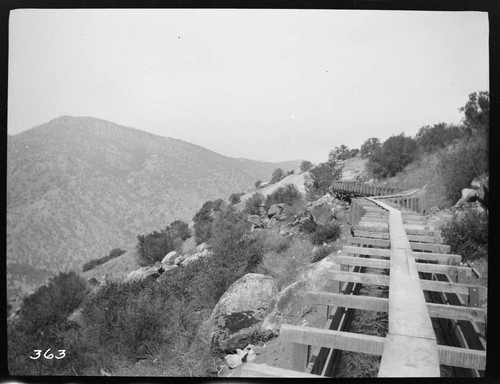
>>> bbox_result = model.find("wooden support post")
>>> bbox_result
[468,286,480,308]
[292,343,309,372]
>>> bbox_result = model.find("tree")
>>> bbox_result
[367,133,417,178]
[459,91,489,136]
[360,138,381,158]
[305,162,342,200]
[270,168,285,184]
[229,192,244,205]
[328,145,350,162]
[168,220,191,241]
[300,160,313,173]
[244,192,265,215]
[415,123,463,154]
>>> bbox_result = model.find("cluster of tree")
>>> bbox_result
[136,220,191,266]
[328,145,359,162]
[82,248,126,272]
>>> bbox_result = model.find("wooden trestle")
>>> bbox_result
[240,194,486,378]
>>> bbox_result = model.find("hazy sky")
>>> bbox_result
[9,9,488,164]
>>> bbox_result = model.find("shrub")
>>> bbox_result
[167,220,191,241]
[311,222,341,245]
[244,192,265,215]
[437,136,488,205]
[304,162,342,200]
[136,230,175,266]
[264,183,302,210]
[442,206,488,261]
[300,160,313,173]
[255,180,262,188]
[299,220,318,234]
[82,248,126,272]
[8,271,88,375]
[270,168,286,184]
[367,133,417,178]
[229,192,244,205]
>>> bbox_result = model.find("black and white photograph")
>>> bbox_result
[6,5,491,379]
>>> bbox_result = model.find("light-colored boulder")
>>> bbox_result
[310,204,334,226]
[174,255,185,265]
[124,265,162,282]
[161,251,178,265]
[196,242,209,253]
[198,273,278,352]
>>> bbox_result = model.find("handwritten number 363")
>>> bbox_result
[30,349,66,359]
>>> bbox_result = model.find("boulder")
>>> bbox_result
[247,215,263,227]
[124,265,162,283]
[310,204,333,226]
[429,206,440,214]
[267,204,284,218]
[161,251,178,265]
[87,277,99,287]
[196,242,209,253]
[181,250,212,267]
[197,273,278,353]
[174,255,185,265]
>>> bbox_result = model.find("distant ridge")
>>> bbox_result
[7,116,300,295]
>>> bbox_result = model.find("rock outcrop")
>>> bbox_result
[198,273,278,353]
[161,251,178,266]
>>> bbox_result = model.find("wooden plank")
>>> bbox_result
[353,230,389,239]
[412,251,461,264]
[427,302,486,323]
[240,363,322,378]
[437,345,486,370]
[335,255,390,270]
[407,234,443,244]
[309,292,486,323]
[347,237,390,248]
[342,246,391,258]
[415,262,471,277]
[379,334,440,377]
[410,242,451,253]
[420,279,483,296]
[327,271,390,286]
[309,292,389,312]
[280,324,385,355]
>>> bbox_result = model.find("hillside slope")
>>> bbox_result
[7,116,300,294]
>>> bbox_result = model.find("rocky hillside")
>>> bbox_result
[7,116,300,295]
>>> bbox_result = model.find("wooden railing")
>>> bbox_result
[330,181,402,197]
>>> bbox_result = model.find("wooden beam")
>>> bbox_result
[407,234,443,244]
[347,237,390,248]
[309,292,389,312]
[327,271,390,286]
[415,262,471,277]
[412,251,461,264]
[420,279,483,296]
[280,324,385,355]
[309,292,486,323]
[437,345,486,370]
[342,246,391,258]
[353,230,389,239]
[427,302,486,323]
[410,242,451,253]
[335,255,390,269]
[240,363,322,378]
